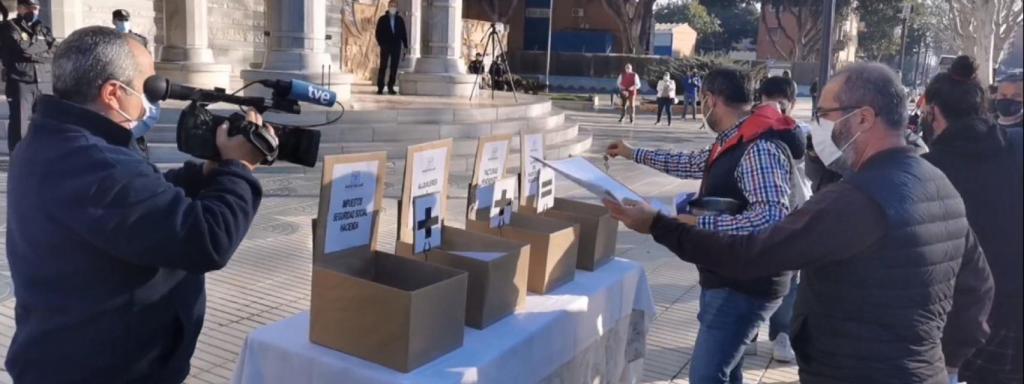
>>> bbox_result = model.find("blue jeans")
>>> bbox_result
[690,288,782,384]
[769,273,800,340]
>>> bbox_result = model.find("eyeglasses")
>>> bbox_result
[813,106,863,124]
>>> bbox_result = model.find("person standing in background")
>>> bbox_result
[993,71,1023,131]
[617,63,640,124]
[112,9,147,49]
[0,0,55,153]
[754,76,812,364]
[682,72,700,120]
[374,0,408,95]
[919,56,1023,384]
[112,9,154,159]
[809,79,820,113]
[655,72,676,126]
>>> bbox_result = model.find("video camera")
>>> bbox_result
[143,76,341,167]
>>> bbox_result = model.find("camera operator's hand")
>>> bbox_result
[215,109,274,171]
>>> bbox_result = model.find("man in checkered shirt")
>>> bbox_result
[607,67,807,384]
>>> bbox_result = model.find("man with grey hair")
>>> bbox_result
[605,62,994,383]
[5,26,268,382]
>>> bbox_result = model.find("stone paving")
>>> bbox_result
[0,101,811,383]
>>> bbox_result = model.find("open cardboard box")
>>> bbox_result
[538,198,617,271]
[466,208,579,295]
[310,152,468,373]
[395,138,531,329]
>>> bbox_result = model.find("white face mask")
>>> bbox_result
[389,7,398,14]
[810,108,863,168]
[113,82,152,131]
[700,96,715,131]
[114,21,131,33]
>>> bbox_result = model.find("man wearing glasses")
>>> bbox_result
[605,62,994,383]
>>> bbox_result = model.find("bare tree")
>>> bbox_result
[481,0,522,23]
[601,0,657,55]
[759,0,853,63]
[945,0,1022,85]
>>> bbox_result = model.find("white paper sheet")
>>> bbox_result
[476,139,510,186]
[534,156,674,215]
[406,147,448,229]
[522,133,545,197]
[412,193,443,254]
[536,167,556,213]
[324,160,378,254]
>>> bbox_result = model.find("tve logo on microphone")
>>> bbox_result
[290,80,338,107]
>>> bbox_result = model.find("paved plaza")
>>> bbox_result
[0,101,811,383]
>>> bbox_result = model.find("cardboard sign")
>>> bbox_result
[519,132,545,207]
[398,139,453,255]
[469,135,513,213]
[316,153,387,258]
[413,193,443,254]
[536,167,556,213]
[489,176,518,228]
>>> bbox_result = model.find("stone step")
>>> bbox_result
[146,132,593,176]
[141,109,569,144]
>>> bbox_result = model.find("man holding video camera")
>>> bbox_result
[4,26,269,383]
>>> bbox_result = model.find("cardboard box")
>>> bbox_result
[541,198,617,271]
[415,226,531,329]
[396,138,531,329]
[310,152,468,373]
[466,211,579,294]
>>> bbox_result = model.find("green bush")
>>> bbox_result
[645,54,767,93]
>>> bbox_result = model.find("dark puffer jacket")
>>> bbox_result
[923,118,1023,377]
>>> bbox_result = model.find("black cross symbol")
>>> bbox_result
[495,189,514,227]
[417,206,440,247]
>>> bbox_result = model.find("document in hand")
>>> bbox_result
[532,156,674,215]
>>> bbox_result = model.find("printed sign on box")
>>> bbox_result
[325,160,379,254]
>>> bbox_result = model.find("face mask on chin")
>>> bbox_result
[810,108,865,172]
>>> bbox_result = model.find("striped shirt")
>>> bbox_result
[634,123,793,235]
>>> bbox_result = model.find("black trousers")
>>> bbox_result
[656,97,674,124]
[6,80,42,152]
[377,46,401,92]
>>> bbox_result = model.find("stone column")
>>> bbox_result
[397,0,421,71]
[240,0,353,100]
[398,0,474,97]
[40,0,82,40]
[156,0,231,89]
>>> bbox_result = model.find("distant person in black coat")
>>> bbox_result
[375,0,408,95]
[921,55,1023,384]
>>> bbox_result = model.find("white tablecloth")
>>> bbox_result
[232,258,655,384]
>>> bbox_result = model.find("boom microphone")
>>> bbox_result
[258,79,338,108]
[144,75,267,110]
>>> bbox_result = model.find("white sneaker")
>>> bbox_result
[772,333,796,363]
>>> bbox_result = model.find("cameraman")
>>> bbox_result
[5,26,268,383]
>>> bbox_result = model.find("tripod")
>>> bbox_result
[470,23,519,102]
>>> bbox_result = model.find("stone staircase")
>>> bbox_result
[1,94,592,196]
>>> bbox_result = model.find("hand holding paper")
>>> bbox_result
[532,156,673,216]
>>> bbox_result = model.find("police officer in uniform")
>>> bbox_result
[112,9,148,49]
[1,0,55,152]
